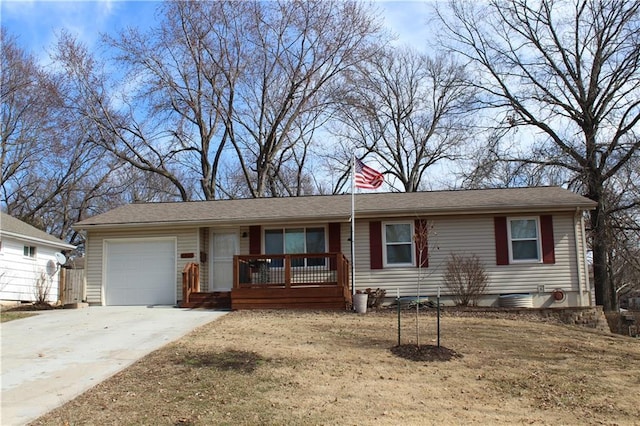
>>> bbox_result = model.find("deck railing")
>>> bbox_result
[233,253,350,291]
[181,262,200,305]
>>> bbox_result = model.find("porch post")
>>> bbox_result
[284,255,291,288]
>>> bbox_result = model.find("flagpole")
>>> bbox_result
[351,153,356,298]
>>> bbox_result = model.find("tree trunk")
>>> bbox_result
[589,184,617,312]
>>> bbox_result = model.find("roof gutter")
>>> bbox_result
[354,205,596,220]
[0,230,76,250]
[73,214,353,231]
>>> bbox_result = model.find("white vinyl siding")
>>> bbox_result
[85,227,199,305]
[0,237,62,302]
[82,211,589,307]
[354,214,580,301]
[239,226,251,254]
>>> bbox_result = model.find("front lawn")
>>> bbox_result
[31,309,640,425]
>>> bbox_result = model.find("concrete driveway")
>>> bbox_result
[1,306,227,426]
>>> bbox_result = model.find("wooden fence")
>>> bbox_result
[60,268,86,305]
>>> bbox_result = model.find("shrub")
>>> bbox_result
[364,288,386,308]
[443,254,488,306]
[34,271,52,304]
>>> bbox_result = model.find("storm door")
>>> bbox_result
[210,231,238,291]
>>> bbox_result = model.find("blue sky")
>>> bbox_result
[1,1,435,62]
[1,0,444,190]
[2,1,160,61]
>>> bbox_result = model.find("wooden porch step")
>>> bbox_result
[179,291,231,310]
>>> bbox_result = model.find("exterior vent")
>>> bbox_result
[499,294,533,308]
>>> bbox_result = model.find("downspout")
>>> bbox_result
[580,211,591,306]
[574,208,585,307]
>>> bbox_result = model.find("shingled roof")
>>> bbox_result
[0,212,75,249]
[74,187,596,230]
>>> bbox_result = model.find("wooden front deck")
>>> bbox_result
[232,253,352,310]
[179,253,352,310]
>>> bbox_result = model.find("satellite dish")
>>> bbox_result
[55,252,67,265]
[46,260,57,276]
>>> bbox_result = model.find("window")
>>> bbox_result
[23,245,36,258]
[383,222,414,266]
[508,218,541,262]
[495,215,555,265]
[264,227,326,267]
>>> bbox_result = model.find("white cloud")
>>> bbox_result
[378,1,436,51]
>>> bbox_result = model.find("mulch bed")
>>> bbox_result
[3,302,60,311]
[390,344,462,362]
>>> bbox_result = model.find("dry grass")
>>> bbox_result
[0,310,37,323]
[31,310,640,426]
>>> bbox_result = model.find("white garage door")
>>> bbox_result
[105,239,176,306]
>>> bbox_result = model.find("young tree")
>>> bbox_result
[438,0,640,311]
[413,219,432,347]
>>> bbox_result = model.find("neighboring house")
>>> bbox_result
[73,186,597,309]
[620,290,640,311]
[0,212,75,303]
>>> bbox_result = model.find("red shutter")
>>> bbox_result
[494,217,509,265]
[540,215,555,264]
[328,223,341,253]
[328,223,341,270]
[249,225,261,254]
[414,219,429,268]
[369,221,383,270]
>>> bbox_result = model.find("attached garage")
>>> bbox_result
[104,238,177,306]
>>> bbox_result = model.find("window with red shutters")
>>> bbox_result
[494,215,555,265]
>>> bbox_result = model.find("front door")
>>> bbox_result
[210,231,238,291]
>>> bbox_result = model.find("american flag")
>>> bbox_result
[355,158,384,190]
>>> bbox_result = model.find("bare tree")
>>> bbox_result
[1,30,171,247]
[223,0,383,197]
[58,1,381,200]
[2,30,54,203]
[603,156,640,304]
[53,31,194,202]
[2,31,107,243]
[101,0,250,201]
[438,0,640,311]
[329,46,475,192]
[460,131,571,189]
[413,219,432,347]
